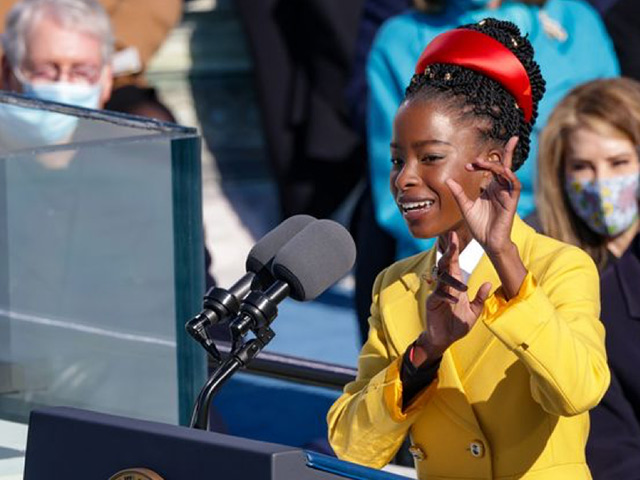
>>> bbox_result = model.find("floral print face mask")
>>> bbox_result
[565,173,639,237]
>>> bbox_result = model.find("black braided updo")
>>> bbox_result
[405,18,546,171]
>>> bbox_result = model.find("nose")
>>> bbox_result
[594,163,613,182]
[393,159,420,192]
[56,67,75,83]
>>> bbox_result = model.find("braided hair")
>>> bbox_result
[405,18,546,171]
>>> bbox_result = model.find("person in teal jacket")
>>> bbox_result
[367,0,619,259]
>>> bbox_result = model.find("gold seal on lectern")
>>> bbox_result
[109,468,165,480]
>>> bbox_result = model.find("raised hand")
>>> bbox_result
[413,231,492,366]
[444,136,527,301]
[445,136,520,256]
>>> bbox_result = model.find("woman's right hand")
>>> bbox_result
[412,231,492,367]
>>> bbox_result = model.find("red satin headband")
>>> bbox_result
[414,28,533,122]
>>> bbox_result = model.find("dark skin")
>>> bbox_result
[390,99,527,367]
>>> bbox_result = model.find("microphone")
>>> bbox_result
[271,219,358,301]
[229,219,357,338]
[189,219,356,429]
[185,215,316,347]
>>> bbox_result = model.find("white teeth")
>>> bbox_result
[400,200,434,212]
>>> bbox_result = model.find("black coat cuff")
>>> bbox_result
[400,345,441,409]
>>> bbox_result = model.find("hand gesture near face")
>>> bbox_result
[445,136,520,255]
[412,137,527,367]
[450,135,527,303]
[413,231,492,364]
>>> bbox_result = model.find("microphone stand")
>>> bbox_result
[189,330,274,430]
[185,280,253,368]
[189,282,288,430]
[185,310,222,366]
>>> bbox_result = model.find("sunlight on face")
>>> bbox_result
[390,99,489,239]
[23,15,104,85]
[564,127,640,182]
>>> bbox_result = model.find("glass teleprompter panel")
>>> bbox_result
[0,92,204,425]
[0,92,162,155]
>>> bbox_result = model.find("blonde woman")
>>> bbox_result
[537,77,640,478]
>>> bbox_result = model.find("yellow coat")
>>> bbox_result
[328,217,609,479]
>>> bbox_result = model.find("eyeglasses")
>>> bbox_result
[17,63,102,85]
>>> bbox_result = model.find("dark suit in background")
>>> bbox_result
[587,0,640,81]
[233,0,366,219]
[586,233,640,479]
[345,0,410,344]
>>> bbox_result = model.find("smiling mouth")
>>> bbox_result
[398,200,435,215]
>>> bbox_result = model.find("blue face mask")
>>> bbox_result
[0,79,101,151]
[23,80,102,110]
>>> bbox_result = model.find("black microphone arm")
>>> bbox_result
[185,273,255,362]
[189,219,356,430]
[190,281,290,430]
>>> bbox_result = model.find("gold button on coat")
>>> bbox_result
[469,441,485,458]
[409,445,426,461]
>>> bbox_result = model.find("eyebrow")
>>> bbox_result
[390,139,453,149]
[568,153,634,163]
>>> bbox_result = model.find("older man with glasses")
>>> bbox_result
[0,0,115,151]
[1,0,114,110]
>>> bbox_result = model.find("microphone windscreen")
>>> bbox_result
[245,214,316,273]
[271,219,356,301]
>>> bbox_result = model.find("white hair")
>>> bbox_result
[2,0,114,68]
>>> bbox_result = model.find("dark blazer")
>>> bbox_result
[586,233,640,479]
[233,0,365,218]
[587,0,640,81]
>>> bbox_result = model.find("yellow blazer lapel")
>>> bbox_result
[381,248,436,358]
[449,254,502,380]
[433,352,485,438]
[382,247,486,437]
[427,255,499,440]
[450,215,534,380]
[431,256,504,439]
